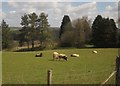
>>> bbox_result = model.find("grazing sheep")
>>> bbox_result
[71,54,79,57]
[92,50,97,54]
[53,52,59,60]
[59,54,68,61]
[53,52,68,61]
[35,53,43,57]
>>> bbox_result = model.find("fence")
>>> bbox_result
[116,56,120,85]
[47,70,52,86]
[47,68,116,85]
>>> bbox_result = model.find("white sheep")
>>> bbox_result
[71,54,79,57]
[53,52,59,60]
[92,50,97,54]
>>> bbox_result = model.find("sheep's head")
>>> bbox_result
[63,56,68,61]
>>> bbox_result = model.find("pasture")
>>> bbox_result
[2,48,117,84]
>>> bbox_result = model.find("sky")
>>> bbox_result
[1,0,119,27]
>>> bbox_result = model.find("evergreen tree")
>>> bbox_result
[37,12,50,48]
[20,12,51,50]
[92,15,118,47]
[20,14,30,49]
[59,15,73,39]
[59,15,73,47]
[2,20,13,49]
[28,12,38,49]
[92,15,102,47]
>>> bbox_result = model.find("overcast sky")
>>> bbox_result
[1,0,119,27]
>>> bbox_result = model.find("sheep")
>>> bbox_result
[53,52,59,60]
[59,54,68,61]
[92,50,97,54]
[53,52,68,61]
[35,53,43,57]
[71,54,79,57]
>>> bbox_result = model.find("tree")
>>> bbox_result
[92,15,118,47]
[2,20,13,49]
[28,12,38,49]
[117,18,120,47]
[60,31,74,47]
[20,12,51,50]
[37,12,50,48]
[20,14,30,49]
[0,26,2,50]
[59,15,73,47]
[72,17,91,48]
[59,15,73,39]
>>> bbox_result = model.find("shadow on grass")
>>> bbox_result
[48,59,68,62]
[13,44,118,52]
[13,46,45,52]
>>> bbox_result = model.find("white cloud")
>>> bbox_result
[62,2,97,21]
[101,2,118,21]
[8,0,18,8]
[2,0,119,2]
[9,10,16,13]
[106,5,113,10]
[2,2,118,27]
[22,8,37,14]
[0,6,6,21]
[68,2,97,13]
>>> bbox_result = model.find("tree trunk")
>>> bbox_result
[31,40,34,49]
[27,41,29,49]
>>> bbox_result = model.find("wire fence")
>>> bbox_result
[51,68,115,84]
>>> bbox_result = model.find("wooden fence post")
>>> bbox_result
[47,69,52,86]
[116,56,120,85]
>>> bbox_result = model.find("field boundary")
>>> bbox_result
[101,71,116,85]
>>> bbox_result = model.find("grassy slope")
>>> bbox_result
[2,48,117,84]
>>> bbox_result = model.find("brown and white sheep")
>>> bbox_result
[59,54,68,61]
[53,52,68,61]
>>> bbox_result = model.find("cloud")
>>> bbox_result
[101,2,118,21]
[7,0,18,8]
[9,10,16,13]
[2,0,119,2]
[67,2,97,13]
[2,2,118,27]
[62,2,97,21]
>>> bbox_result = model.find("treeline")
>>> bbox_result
[1,12,119,51]
[59,15,118,48]
[19,12,51,50]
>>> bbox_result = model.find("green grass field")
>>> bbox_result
[2,48,118,84]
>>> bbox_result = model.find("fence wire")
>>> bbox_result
[52,68,115,84]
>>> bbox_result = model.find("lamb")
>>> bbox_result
[92,50,97,54]
[71,54,79,57]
